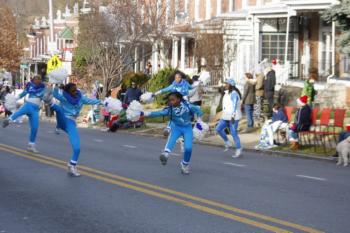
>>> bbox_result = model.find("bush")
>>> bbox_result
[147,67,177,105]
[122,72,150,89]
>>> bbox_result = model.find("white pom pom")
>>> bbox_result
[103,97,122,113]
[4,94,18,112]
[48,68,68,84]
[193,121,209,141]
[140,92,154,103]
[126,100,144,121]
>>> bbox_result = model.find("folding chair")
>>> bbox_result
[328,108,346,147]
[312,108,332,152]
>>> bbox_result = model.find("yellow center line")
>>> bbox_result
[0,145,291,233]
[0,143,324,233]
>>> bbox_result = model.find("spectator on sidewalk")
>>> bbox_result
[288,95,312,150]
[124,82,142,105]
[302,74,317,107]
[256,103,288,149]
[242,73,256,133]
[254,72,265,122]
[264,63,276,115]
[189,75,204,106]
[109,104,129,132]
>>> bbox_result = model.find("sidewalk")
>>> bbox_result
[125,122,336,162]
[38,116,336,163]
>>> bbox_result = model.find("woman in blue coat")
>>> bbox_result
[50,83,101,177]
[154,72,193,98]
[2,75,46,153]
[145,92,203,175]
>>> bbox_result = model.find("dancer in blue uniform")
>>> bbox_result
[154,71,192,98]
[2,76,46,153]
[49,83,101,177]
[154,72,193,151]
[145,92,203,174]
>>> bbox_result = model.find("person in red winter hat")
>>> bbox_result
[288,95,312,150]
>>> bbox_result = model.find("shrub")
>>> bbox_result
[122,72,150,89]
[147,67,177,105]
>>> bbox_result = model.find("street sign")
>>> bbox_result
[47,55,62,73]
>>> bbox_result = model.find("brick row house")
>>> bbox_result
[136,0,349,88]
[23,3,82,82]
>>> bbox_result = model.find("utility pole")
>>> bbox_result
[48,0,56,54]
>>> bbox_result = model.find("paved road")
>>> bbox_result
[1,122,350,233]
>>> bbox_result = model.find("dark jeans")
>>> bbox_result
[244,104,254,128]
[265,91,274,114]
[339,131,350,142]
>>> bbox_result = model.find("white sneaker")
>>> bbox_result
[181,163,190,175]
[159,152,169,165]
[27,144,39,153]
[68,164,81,177]
[224,141,232,152]
[232,148,242,158]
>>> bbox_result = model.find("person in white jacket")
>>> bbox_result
[189,75,204,106]
[216,79,243,158]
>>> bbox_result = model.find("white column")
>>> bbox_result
[160,41,165,69]
[242,0,248,9]
[140,45,145,72]
[134,47,139,72]
[325,33,331,74]
[172,37,179,68]
[229,0,234,12]
[152,42,159,73]
[206,0,211,20]
[175,0,179,23]
[30,44,33,58]
[180,37,186,70]
[253,16,260,69]
[165,0,170,25]
[331,21,336,76]
[36,38,40,57]
[216,0,222,16]
[284,15,290,65]
[195,0,200,21]
[185,0,189,13]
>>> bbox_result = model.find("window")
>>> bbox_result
[260,33,295,62]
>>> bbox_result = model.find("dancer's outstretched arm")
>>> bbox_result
[81,96,101,106]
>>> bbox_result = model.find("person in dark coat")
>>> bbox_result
[242,73,256,132]
[264,65,276,115]
[288,95,312,150]
[124,82,142,104]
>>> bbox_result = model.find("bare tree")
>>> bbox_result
[74,0,167,98]
[0,1,22,72]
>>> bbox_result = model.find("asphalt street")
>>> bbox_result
[1,121,350,233]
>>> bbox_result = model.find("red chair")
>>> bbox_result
[313,108,333,152]
[327,109,346,146]
[285,106,295,122]
[299,108,319,146]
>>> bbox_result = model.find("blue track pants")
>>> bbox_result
[10,102,40,144]
[216,119,241,149]
[164,124,193,165]
[52,104,81,165]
